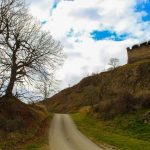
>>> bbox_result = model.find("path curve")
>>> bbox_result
[49,114,104,150]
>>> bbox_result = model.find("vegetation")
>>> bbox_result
[72,112,150,150]
[0,96,52,149]
[45,60,150,115]
[108,57,119,70]
[83,85,99,111]
[94,90,150,119]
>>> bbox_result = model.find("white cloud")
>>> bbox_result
[39,0,150,39]
[26,0,150,90]
[26,0,52,21]
[56,36,138,88]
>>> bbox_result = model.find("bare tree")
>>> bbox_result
[0,0,64,98]
[108,58,119,70]
[36,76,58,101]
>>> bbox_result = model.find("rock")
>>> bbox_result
[143,111,150,124]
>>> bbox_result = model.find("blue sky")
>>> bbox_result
[49,0,150,42]
[28,0,150,90]
[90,30,129,41]
[90,1,150,41]
[136,0,150,21]
[50,0,61,15]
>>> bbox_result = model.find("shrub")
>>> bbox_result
[94,90,150,120]
[114,91,137,114]
[94,91,139,119]
[136,91,150,108]
[0,117,24,132]
[94,100,115,119]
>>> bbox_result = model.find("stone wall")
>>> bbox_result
[127,41,150,64]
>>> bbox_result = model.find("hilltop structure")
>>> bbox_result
[127,41,150,64]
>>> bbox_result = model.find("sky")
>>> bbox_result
[26,0,150,91]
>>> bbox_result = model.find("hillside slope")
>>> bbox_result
[44,59,150,115]
[0,96,50,149]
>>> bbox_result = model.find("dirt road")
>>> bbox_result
[49,114,104,150]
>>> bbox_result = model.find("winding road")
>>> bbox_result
[49,114,104,150]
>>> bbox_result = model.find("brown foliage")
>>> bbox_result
[94,91,150,120]
[0,96,48,132]
[44,60,150,115]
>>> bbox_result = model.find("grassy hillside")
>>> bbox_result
[0,96,51,150]
[72,112,150,150]
[44,59,150,116]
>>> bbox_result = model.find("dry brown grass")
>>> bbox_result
[44,60,150,116]
[0,96,50,149]
[93,90,150,119]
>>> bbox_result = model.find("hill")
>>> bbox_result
[0,96,50,149]
[44,59,150,118]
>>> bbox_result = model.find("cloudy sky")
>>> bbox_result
[26,0,150,90]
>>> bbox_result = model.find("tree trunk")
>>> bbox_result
[5,47,18,97]
[5,67,17,97]
[5,52,17,97]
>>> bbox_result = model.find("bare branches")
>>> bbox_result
[36,75,58,100]
[108,58,119,70]
[0,0,64,98]
[0,0,26,34]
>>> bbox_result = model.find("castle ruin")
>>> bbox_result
[127,41,150,64]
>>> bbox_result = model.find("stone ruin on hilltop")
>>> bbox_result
[127,41,150,64]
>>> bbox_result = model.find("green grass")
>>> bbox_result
[26,137,48,150]
[26,144,39,150]
[72,111,150,150]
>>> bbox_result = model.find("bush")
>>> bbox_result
[0,117,24,132]
[94,90,150,120]
[114,91,137,114]
[136,91,150,108]
[94,100,115,119]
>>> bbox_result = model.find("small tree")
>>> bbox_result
[36,76,58,100]
[108,58,119,70]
